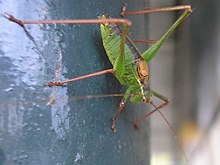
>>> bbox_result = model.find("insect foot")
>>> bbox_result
[3,13,24,27]
[47,82,63,87]
[120,3,128,17]
[111,121,117,133]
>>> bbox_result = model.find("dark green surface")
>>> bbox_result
[0,1,150,164]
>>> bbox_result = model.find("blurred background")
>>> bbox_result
[0,0,220,165]
[149,0,220,165]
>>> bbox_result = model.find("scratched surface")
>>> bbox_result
[0,0,151,165]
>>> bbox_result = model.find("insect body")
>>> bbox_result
[100,17,156,131]
[100,6,192,131]
[4,5,192,132]
[101,17,150,101]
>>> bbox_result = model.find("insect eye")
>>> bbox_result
[142,98,150,102]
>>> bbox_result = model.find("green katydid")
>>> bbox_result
[4,4,192,133]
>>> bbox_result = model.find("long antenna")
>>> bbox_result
[150,101,188,164]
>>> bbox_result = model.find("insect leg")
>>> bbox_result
[111,88,131,132]
[121,4,192,17]
[141,7,192,62]
[126,33,157,44]
[120,5,192,63]
[111,99,126,133]
[3,13,132,86]
[112,21,130,80]
[133,90,170,128]
[132,39,157,44]
[3,13,131,28]
[47,69,114,87]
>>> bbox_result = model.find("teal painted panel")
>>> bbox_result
[0,0,150,164]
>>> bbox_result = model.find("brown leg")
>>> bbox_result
[132,39,157,44]
[121,4,192,16]
[133,100,169,129]
[111,99,126,132]
[47,69,115,87]
[3,13,131,27]
[121,5,191,45]
[3,14,132,88]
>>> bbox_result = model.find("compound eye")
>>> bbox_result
[137,59,149,83]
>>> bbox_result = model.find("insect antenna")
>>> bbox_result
[150,101,188,164]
